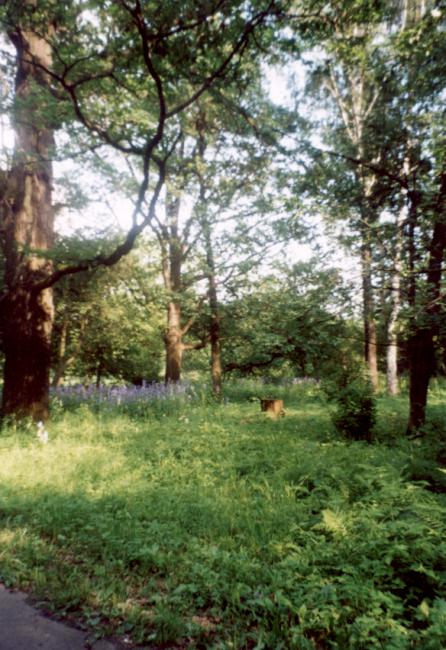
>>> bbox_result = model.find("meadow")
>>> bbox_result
[0,380,446,649]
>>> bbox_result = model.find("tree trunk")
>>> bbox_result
[2,285,54,421]
[193,122,222,395]
[326,61,381,391]
[95,362,103,389]
[200,209,222,396]
[407,200,446,433]
[361,244,379,390]
[407,328,434,432]
[1,24,55,421]
[52,312,69,388]
[164,301,183,383]
[386,205,404,395]
[162,189,185,383]
[204,233,222,397]
[406,190,419,310]
[209,285,222,397]
[386,305,400,396]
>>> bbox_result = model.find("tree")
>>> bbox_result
[0,2,57,419]
[188,92,288,394]
[297,1,446,429]
[391,4,446,431]
[300,3,400,391]
[222,261,354,379]
[0,0,285,419]
[140,70,287,386]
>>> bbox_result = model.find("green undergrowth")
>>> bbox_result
[0,385,446,648]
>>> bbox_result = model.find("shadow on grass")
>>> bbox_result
[0,481,251,645]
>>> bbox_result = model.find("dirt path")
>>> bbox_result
[0,584,119,650]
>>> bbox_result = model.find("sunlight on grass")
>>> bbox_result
[0,382,445,648]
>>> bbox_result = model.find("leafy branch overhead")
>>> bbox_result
[1,0,286,289]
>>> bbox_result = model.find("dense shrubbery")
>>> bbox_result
[323,364,376,441]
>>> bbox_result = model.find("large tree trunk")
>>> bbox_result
[407,194,446,433]
[407,327,434,432]
[2,285,54,421]
[1,25,55,421]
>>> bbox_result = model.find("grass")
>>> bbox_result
[0,381,446,648]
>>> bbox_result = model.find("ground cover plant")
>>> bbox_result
[1,381,446,648]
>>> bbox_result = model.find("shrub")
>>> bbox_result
[324,365,376,441]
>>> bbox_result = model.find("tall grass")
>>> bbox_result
[0,381,446,648]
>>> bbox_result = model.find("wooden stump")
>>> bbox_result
[260,398,285,418]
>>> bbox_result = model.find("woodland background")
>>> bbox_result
[1,2,446,647]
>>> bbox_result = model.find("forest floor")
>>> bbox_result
[0,380,446,649]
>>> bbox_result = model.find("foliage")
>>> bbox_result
[294,0,446,426]
[324,363,376,441]
[52,238,164,385]
[1,382,446,648]
[221,262,356,379]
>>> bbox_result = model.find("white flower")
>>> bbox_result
[431,8,441,18]
[36,421,49,444]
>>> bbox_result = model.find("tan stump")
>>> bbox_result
[260,398,285,418]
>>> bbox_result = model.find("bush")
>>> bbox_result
[324,366,376,441]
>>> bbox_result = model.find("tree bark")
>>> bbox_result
[386,205,404,395]
[202,217,222,397]
[164,301,183,383]
[361,243,379,390]
[1,24,55,421]
[407,327,434,432]
[209,277,222,397]
[407,195,446,433]
[162,189,184,382]
[52,312,69,388]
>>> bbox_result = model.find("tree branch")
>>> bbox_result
[166,1,278,118]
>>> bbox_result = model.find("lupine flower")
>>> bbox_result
[51,381,195,414]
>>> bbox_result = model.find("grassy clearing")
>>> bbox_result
[1,382,446,648]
